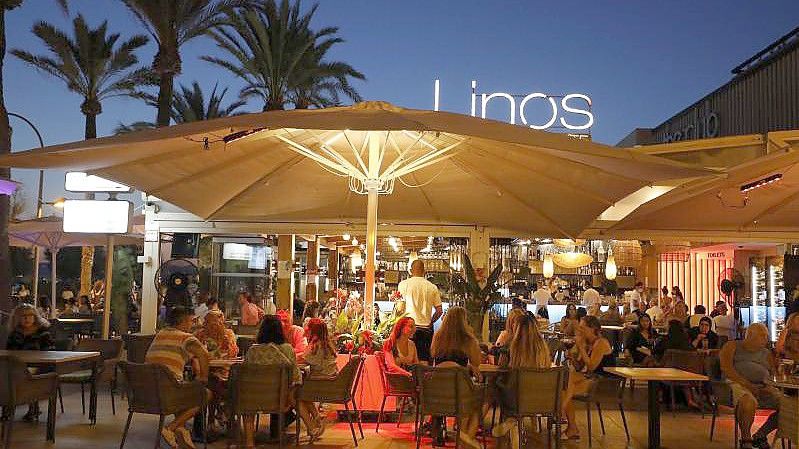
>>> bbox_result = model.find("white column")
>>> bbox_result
[140,207,160,334]
[50,248,58,319]
[32,246,40,306]
[102,235,115,339]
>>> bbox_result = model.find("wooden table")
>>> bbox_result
[770,376,799,390]
[604,367,708,449]
[209,358,244,369]
[0,350,102,430]
[478,363,507,374]
[54,318,95,324]
[601,325,626,331]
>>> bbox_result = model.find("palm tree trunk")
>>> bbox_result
[0,10,12,313]
[78,111,97,298]
[156,72,173,127]
[84,112,97,139]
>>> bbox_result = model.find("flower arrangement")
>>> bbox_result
[336,328,381,355]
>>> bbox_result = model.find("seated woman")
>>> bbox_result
[689,316,720,350]
[625,313,657,366]
[560,304,580,336]
[76,295,92,315]
[654,319,692,361]
[277,309,308,359]
[562,315,613,440]
[431,306,483,449]
[243,315,307,448]
[194,310,238,430]
[383,317,419,376]
[6,303,55,421]
[494,312,551,447]
[776,312,799,361]
[664,301,689,326]
[495,308,526,363]
[299,318,336,441]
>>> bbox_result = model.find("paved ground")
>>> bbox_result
[5,383,749,449]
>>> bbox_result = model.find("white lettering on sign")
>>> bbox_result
[434,79,594,131]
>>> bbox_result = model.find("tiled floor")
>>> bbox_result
[5,383,747,449]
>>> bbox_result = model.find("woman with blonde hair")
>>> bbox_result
[494,312,552,446]
[494,308,526,364]
[5,303,54,421]
[430,306,483,449]
[777,312,799,361]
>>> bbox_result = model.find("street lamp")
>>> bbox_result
[9,113,46,302]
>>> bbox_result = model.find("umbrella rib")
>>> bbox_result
[459,142,617,206]
[406,171,441,222]
[450,156,574,238]
[206,154,308,220]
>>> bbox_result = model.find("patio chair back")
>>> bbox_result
[76,338,124,362]
[512,366,567,417]
[119,361,205,416]
[299,355,363,402]
[124,334,154,363]
[663,349,706,374]
[417,365,479,417]
[228,363,291,415]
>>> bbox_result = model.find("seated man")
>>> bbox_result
[146,306,211,449]
[719,323,780,449]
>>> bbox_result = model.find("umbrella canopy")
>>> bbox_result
[0,101,707,237]
[10,215,143,250]
[610,148,799,238]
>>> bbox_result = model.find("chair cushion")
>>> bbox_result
[59,369,94,382]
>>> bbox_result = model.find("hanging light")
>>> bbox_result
[543,254,554,279]
[351,237,359,246]
[342,233,351,241]
[350,249,363,272]
[605,252,617,280]
[553,252,593,269]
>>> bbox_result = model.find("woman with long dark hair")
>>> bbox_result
[625,313,656,365]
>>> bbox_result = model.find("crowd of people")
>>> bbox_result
[6,259,799,449]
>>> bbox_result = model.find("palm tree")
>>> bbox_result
[12,15,149,297]
[115,81,246,133]
[121,0,242,127]
[204,0,364,111]
[12,15,150,138]
[0,0,68,312]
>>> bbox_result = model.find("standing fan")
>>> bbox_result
[718,267,746,306]
[155,258,199,310]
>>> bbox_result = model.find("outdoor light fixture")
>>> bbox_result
[605,252,617,281]
[351,249,363,272]
[63,199,132,233]
[543,254,554,279]
[342,233,351,241]
[740,173,783,193]
[50,197,66,209]
[65,172,131,193]
[351,237,359,246]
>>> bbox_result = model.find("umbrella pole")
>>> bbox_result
[102,235,114,339]
[364,184,379,327]
[32,246,40,307]
[50,249,58,319]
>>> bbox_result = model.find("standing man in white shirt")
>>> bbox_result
[532,283,552,314]
[398,259,443,362]
[712,300,736,340]
[582,282,601,309]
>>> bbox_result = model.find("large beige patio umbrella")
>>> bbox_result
[11,216,142,336]
[0,101,708,322]
[609,146,799,240]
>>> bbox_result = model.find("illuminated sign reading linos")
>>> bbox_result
[433,79,594,131]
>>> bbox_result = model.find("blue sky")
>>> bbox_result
[6,0,799,214]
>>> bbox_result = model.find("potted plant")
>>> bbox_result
[458,255,504,341]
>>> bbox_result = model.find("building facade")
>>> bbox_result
[618,26,799,147]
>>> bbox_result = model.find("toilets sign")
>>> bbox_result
[432,79,594,131]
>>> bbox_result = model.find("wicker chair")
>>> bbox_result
[233,325,259,336]
[500,366,567,449]
[0,355,59,448]
[58,338,124,415]
[118,361,207,449]
[298,355,364,446]
[778,394,799,448]
[374,351,418,433]
[414,365,486,449]
[662,349,706,414]
[572,374,630,447]
[227,363,292,449]
[123,334,155,364]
